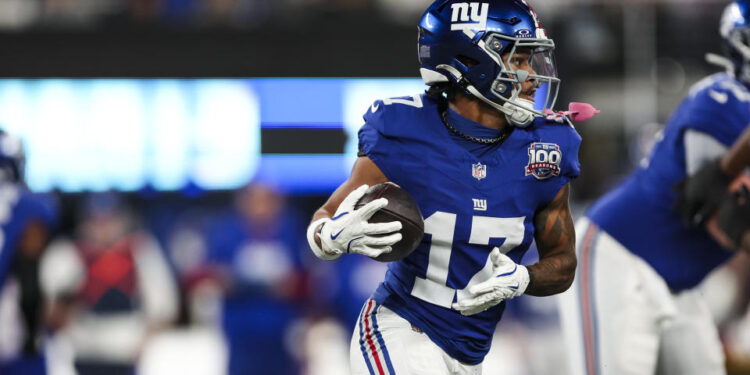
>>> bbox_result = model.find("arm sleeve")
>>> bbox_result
[562,132,582,180]
[679,84,746,148]
[546,126,582,203]
[357,120,395,180]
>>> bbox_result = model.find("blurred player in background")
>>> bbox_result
[40,192,177,375]
[307,0,587,373]
[0,130,57,375]
[558,2,750,374]
[204,181,309,375]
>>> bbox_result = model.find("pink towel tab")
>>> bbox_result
[543,103,600,123]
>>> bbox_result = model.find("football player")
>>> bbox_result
[0,131,57,375]
[557,2,750,374]
[306,0,584,373]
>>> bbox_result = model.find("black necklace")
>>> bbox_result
[440,110,509,145]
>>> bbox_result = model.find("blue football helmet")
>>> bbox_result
[418,0,558,127]
[720,0,750,83]
[0,130,25,183]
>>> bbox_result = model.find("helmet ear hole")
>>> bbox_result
[493,82,508,93]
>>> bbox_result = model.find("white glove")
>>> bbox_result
[452,247,530,316]
[307,184,402,260]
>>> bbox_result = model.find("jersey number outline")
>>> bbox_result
[411,211,525,308]
[380,95,423,110]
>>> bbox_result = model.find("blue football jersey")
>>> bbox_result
[588,73,749,292]
[0,185,56,289]
[358,93,581,364]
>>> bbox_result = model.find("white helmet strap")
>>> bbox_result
[705,53,734,75]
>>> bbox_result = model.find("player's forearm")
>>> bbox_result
[529,184,577,296]
[525,249,576,296]
[721,126,750,177]
[312,207,333,223]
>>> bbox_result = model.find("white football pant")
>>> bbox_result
[557,217,725,375]
[350,298,482,375]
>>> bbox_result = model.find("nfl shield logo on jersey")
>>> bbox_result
[526,142,562,180]
[472,162,486,180]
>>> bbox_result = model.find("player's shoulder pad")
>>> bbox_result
[362,93,440,138]
[688,73,750,112]
[680,73,750,143]
[530,116,583,149]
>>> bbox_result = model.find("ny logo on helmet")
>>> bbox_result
[451,2,489,32]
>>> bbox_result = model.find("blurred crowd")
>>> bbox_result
[0,177,747,375]
[0,178,395,375]
[0,0,435,29]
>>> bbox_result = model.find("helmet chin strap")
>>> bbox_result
[706,53,735,76]
[706,53,734,72]
[466,85,535,128]
[437,64,536,128]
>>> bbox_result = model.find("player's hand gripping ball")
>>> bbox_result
[355,182,425,262]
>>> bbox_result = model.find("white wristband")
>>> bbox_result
[516,264,530,296]
[306,218,342,260]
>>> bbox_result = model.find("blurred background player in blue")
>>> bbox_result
[558,2,750,374]
[0,130,57,375]
[204,180,309,375]
[307,0,587,373]
[40,192,177,375]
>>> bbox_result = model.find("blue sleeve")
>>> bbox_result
[679,81,748,147]
[357,99,397,180]
[538,122,582,201]
[362,99,387,133]
[562,127,582,181]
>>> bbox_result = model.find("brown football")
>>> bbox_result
[354,182,425,262]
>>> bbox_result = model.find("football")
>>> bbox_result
[355,182,425,262]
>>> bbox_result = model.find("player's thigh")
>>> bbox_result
[350,299,448,375]
[558,218,671,375]
[657,289,725,375]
